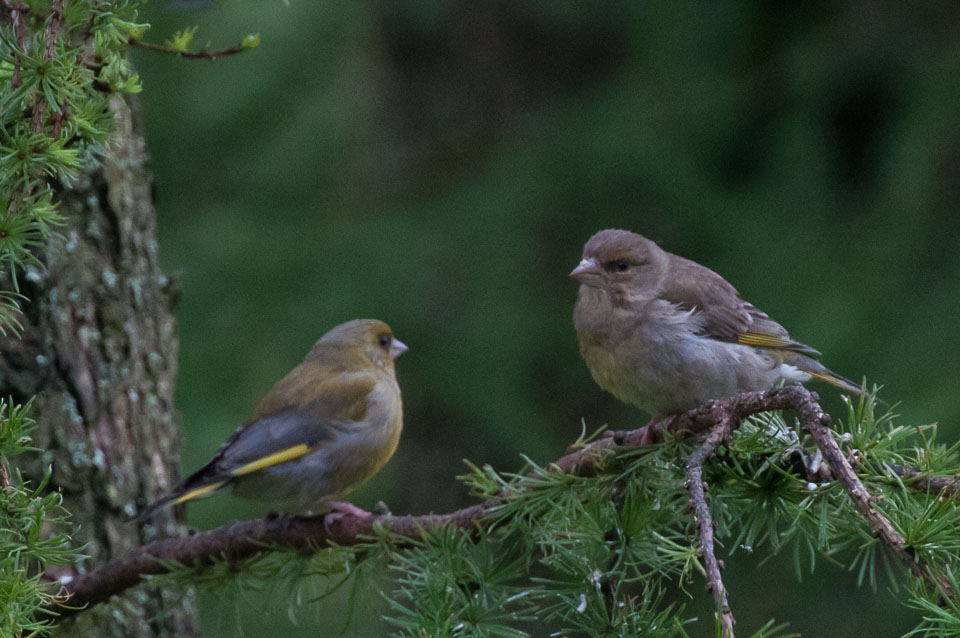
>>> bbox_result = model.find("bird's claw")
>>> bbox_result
[638,417,669,445]
[322,500,373,535]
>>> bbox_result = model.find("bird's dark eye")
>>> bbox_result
[377,333,392,349]
[605,259,631,273]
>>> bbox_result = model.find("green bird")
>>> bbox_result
[138,318,406,521]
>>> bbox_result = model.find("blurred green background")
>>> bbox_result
[132,1,960,636]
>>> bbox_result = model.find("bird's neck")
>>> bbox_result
[575,286,641,342]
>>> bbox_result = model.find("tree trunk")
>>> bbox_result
[0,96,196,636]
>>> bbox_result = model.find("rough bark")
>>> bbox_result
[0,96,196,636]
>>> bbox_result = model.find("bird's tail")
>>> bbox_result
[132,493,177,522]
[132,479,227,522]
[806,369,864,395]
[794,356,864,396]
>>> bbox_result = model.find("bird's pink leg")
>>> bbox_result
[638,415,677,445]
[326,500,371,517]
[323,501,372,534]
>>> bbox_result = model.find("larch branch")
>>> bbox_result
[685,420,736,638]
[48,385,958,620]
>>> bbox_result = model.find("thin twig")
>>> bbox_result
[42,0,62,58]
[599,489,630,623]
[888,464,960,498]
[554,385,821,476]
[686,420,736,638]
[798,400,955,598]
[2,0,28,90]
[127,37,250,60]
[30,0,65,134]
[50,504,489,619]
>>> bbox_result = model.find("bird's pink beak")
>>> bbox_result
[570,257,601,280]
[389,339,408,359]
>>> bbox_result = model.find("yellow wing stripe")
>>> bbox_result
[806,371,862,394]
[172,481,226,505]
[737,333,791,348]
[229,443,312,477]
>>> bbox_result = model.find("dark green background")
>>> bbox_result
[132,1,960,635]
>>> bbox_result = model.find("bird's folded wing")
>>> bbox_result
[661,256,821,357]
[176,373,377,490]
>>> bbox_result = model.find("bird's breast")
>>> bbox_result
[576,295,780,415]
[360,376,404,473]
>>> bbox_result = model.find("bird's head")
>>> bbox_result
[309,319,407,370]
[570,229,665,301]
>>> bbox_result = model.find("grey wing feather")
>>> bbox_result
[158,409,336,497]
[211,403,347,474]
[207,373,376,475]
[661,255,821,357]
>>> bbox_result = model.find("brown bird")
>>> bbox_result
[572,229,861,429]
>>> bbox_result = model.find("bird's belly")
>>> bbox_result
[584,328,778,417]
[233,437,393,511]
